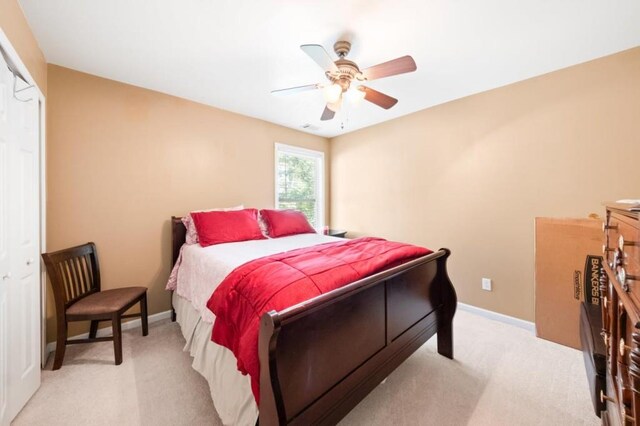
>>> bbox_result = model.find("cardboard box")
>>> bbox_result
[535,217,604,349]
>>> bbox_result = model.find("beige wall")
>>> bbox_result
[330,47,640,322]
[46,65,330,341]
[41,46,640,336]
[0,0,46,93]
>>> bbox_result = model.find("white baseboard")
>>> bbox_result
[46,305,533,354]
[458,302,535,333]
[45,309,173,355]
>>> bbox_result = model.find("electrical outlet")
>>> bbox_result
[482,278,492,291]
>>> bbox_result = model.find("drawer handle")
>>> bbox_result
[603,223,618,231]
[1,272,10,280]
[618,267,639,292]
[620,338,632,357]
[622,406,635,422]
[619,235,640,251]
[600,390,615,403]
[602,244,614,254]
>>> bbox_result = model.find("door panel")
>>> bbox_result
[19,150,35,246]
[0,48,41,425]
[0,142,6,259]
[8,81,40,422]
[17,273,37,379]
[0,51,12,426]
[0,291,6,424]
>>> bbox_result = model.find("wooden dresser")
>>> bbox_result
[601,203,640,425]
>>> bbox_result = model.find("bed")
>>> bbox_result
[169,216,457,425]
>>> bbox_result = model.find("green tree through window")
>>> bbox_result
[276,145,324,229]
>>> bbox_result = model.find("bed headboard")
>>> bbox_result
[171,216,186,267]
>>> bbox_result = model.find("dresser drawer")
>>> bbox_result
[601,204,640,426]
[605,213,640,294]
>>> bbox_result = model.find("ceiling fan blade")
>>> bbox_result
[271,83,321,96]
[301,44,339,73]
[320,105,335,121]
[361,86,398,109]
[361,55,417,81]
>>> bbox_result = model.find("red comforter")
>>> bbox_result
[206,237,431,402]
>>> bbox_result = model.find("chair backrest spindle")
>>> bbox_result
[42,243,101,311]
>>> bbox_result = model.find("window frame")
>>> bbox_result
[274,143,325,230]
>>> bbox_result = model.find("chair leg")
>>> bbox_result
[140,294,148,336]
[89,320,99,339]
[112,315,122,365]
[52,319,67,370]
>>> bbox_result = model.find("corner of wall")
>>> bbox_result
[0,0,47,94]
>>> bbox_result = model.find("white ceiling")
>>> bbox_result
[19,0,640,138]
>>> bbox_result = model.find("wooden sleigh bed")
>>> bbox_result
[170,217,457,425]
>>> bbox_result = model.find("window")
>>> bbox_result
[275,143,325,230]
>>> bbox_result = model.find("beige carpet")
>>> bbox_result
[12,310,598,426]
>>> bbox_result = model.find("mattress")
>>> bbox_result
[171,233,342,425]
[174,233,342,324]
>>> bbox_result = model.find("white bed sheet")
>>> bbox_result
[175,233,342,324]
[173,292,258,426]
[171,233,342,425]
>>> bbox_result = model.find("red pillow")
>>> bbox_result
[190,208,266,247]
[260,209,316,238]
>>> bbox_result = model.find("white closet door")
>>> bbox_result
[0,48,41,425]
[0,49,12,426]
[8,86,41,421]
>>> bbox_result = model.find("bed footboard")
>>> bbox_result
[258,248,457,425]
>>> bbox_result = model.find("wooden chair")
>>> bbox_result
[42,242,148,370]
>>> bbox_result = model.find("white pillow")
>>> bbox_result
[258,211,270,238]
[182,205,244,244]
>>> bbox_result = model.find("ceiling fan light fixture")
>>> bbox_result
[326,99,342,112]
[346,86,366,105]
[323,83,342,104]
[275,41,417,122]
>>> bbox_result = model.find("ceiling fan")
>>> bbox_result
[272,41,417,121]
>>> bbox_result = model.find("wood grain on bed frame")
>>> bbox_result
[170,216,457,425]
[171,216,186,267]
[170,216,186,322]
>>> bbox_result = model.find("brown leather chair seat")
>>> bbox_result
[42,242,148,369]
[67,287,147,317]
